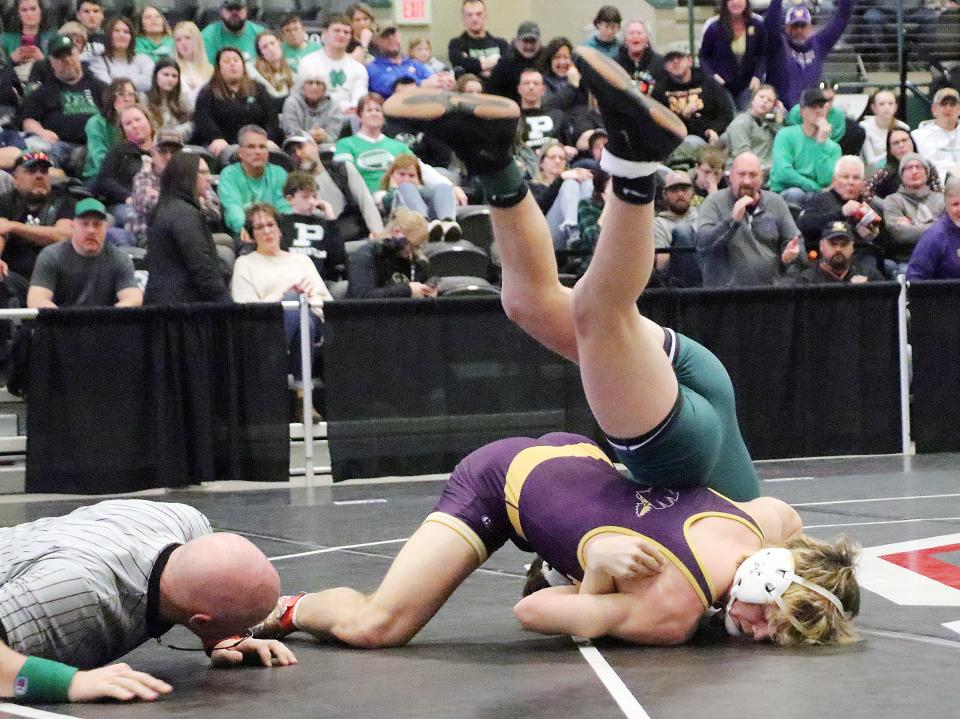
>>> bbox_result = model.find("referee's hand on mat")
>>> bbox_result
[209,637,298,668]
[68,663,173,702]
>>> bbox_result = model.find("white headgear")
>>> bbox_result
[724,547,847,637]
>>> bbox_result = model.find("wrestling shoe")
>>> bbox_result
[250,592,306,640]
[383,89,520,176]
[572,46,687,163]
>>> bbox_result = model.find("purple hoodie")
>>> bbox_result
[764,0,853,107]
[907,213,960,280]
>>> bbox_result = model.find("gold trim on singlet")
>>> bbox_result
[683,491,765,603]
[503,443,615,540]
[576,526,711,609]
[423,512,489,564]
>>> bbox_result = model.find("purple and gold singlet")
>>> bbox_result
[428,432,763,608]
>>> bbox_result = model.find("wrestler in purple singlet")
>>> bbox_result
[429,432,762,608]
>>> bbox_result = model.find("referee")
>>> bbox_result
[0,499,296,704]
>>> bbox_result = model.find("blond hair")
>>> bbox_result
[173,21,213,85]
[766,534,861,646]
[377,207,429,256]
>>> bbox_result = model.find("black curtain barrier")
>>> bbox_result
[323,297,598,480]
[26,304,290,493]
[323,286,902,481]
[906,281,960,453]
[641,283,903,460]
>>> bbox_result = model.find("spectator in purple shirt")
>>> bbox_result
[763,0,853,109]
[907,174,960,280]
[699,0,766,110]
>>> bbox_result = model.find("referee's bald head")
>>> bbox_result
[161,533,280,642]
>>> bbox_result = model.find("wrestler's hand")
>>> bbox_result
[209,637,298,668]
[68,663,173,702]
[585,535,666,579]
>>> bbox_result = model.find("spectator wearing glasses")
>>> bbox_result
[231,201,331,417]
[82,78,138,183]
[278,14,320,73]
[867,128,940,200]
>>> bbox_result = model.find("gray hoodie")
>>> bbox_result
[280,91,346,142]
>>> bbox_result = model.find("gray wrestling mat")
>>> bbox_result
[1,453,959,719]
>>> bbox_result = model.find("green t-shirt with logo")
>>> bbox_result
[333,133,412,192]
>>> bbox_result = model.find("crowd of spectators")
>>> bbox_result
[1,0,960,415]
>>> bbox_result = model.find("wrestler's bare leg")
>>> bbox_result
[281,522,479,648]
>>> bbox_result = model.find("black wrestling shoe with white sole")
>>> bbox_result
[383,88,520,175]
[572,46,687,163]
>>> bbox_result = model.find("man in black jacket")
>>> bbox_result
[615,19,663,95]
[651,42,733,151]
[447,0,508,80]
[485,21,545,102]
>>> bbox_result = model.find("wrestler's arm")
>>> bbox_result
[741,497,803,545]
[0,640,172,702]
[513,574,702,645]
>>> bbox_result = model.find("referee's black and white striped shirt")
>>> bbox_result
[0,499,211,668]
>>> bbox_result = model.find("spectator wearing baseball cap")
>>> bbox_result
[769,86,841,206]
[881,153,944,265]
[651,40,734,151]
[366,25,454,100]
[654,170,701,287]
[128,129,184,247]
[791,220,884,284]
[0,150,76,299]
[27,197,143,309]
[784,80,866,158]
[763,0,854,108]
[20,33,106,174]
[485,21,545,102]
[200,0,264,64]
[913,87,960,180]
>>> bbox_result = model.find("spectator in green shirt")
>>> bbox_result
[217,124,291,234]
[279,14,321,73]
[134,5,174,63]
[201,0,264,64]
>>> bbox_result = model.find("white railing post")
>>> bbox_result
[298,293,315,485]
[897,275,912,456]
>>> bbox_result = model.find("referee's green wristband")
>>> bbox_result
[13,656,78,704]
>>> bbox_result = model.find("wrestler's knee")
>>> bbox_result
[343,606,418,648]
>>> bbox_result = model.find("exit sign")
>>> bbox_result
[396,0,430,24]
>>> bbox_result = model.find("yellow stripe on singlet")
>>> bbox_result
[424,512,489,564]
[576,526,712,609]
[683,491,765,604]
[504,443,615,540]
